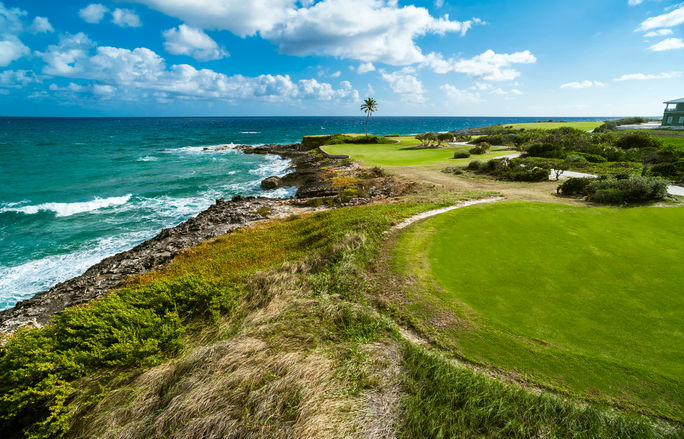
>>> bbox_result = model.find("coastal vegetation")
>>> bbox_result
[360,97,378,136]
[2,119,682,438]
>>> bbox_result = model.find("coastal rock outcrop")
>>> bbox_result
[260,176,282,189]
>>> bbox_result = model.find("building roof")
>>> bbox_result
[664,98,684,104]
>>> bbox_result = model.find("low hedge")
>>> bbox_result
[558,176,668,203]
[323,135,395,145]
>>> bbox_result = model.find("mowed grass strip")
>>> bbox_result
[392,202,684,420]
[322,136,512,167]
[505,121,603,131]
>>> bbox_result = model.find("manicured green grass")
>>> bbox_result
[322,136,512,167]
[392,202,684,420]
[505,121,603,131]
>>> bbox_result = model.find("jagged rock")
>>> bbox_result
[260,176,282,189]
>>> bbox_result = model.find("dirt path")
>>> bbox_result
[392,197,503,231]
[390,165,587,205]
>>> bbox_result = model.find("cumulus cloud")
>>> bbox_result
[357,62,376,74]
[648,37,684,51]
[440,84,480,103]
[560,80,605,89]
[628,0,643,5]
[261,0,478,65]
[129,0,481,66]
[644,29,673,37]
[129,0,294,36]
[79,4,108,24]
[30,16,54,33]
[163,25,228,61]
[380,68,424,103]
[0,3,29,67]
[111,8,142,28]
[0,69,41,88]
[614,71,681,80]
[425,49,536,81]
[37,33,358,103]
[637,4,684,31]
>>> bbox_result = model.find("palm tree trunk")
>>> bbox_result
[365,113,369,136]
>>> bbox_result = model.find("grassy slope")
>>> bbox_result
[505,121,603,131]
[390,202,683,420]
[322,136,512,167]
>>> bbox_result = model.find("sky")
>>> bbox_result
[0,0,682,117]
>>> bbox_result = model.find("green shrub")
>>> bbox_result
[453,151,471,159]
[467,160,482,170]
[384,134,401,137]
[323,135,395,145]
[577,152,608,163]
[649,161,684,179]
[557,177,594,196]
[0,276,242,439]
[437,133,454,144]
[526,142,564,159]
[502,167,550,182]
[616,133,663,150]
[564,154,586,163]
[454,134,471,142]
[469,143,490,155]
[590,188,625,204]
[472,134,505,145]
[585,176,668,203]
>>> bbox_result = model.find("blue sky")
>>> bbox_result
[0,0,682,116]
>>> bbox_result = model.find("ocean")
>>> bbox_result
[0,116,603,310]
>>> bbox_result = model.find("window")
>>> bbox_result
[679,116,684,124]
[667,117,673,124]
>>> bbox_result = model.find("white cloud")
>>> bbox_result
[30,16,54,33]
[648,37,684,51]
[111,8,142,28]
[435,0,445,7]
[0,69,41,88]
[628,0,643,5]
[357,62,376,74]
[490,87,523,95]
[130,0,480,66]
[0,3,29,67]
[614,71,681,80]
[163,25,228,61]
[380,68,424,103]
[330,71,341,78]
[560,80,605,89]
[129,0,295,36]
[0,36,29,67]
[441,84,480,103]
[637,4,684,31]
[79,4,108,24]
[425,49,536,81]
[37,33,358,103]
[644,29,673,37]
[261,0,478,66]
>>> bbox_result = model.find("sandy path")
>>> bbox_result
[392,197,503,231]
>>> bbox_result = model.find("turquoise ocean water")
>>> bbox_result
[0,116,602,309]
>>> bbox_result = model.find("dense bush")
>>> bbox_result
[648,160,684,179]
[415,132,438,147]
[526,142,564,158]
[615,132,663,150]
[453,151,471,159]
[594,117,653,132]
[468,158,550,182]
[324,135,395,145]
[557,177,594,196]
[576,152,608,163]
[471,134,505,146]
[564,154,586,163]
[591,188,626,204]
[437,133,454,144]
[0,276,242,439]
[585,177,668,203]
[469,143,491,155]
[467,160,482,170]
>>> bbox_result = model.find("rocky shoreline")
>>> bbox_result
[0,142,343,335]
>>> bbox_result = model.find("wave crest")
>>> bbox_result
[0,194,132,217]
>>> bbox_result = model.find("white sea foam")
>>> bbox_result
[0,194,132,217]
[138,155,159,162]
[248,154,292,177]
[165,144,237,154]
[240,131,261,134]
[0,230,153,310]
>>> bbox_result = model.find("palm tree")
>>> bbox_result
[360,97,378,136]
